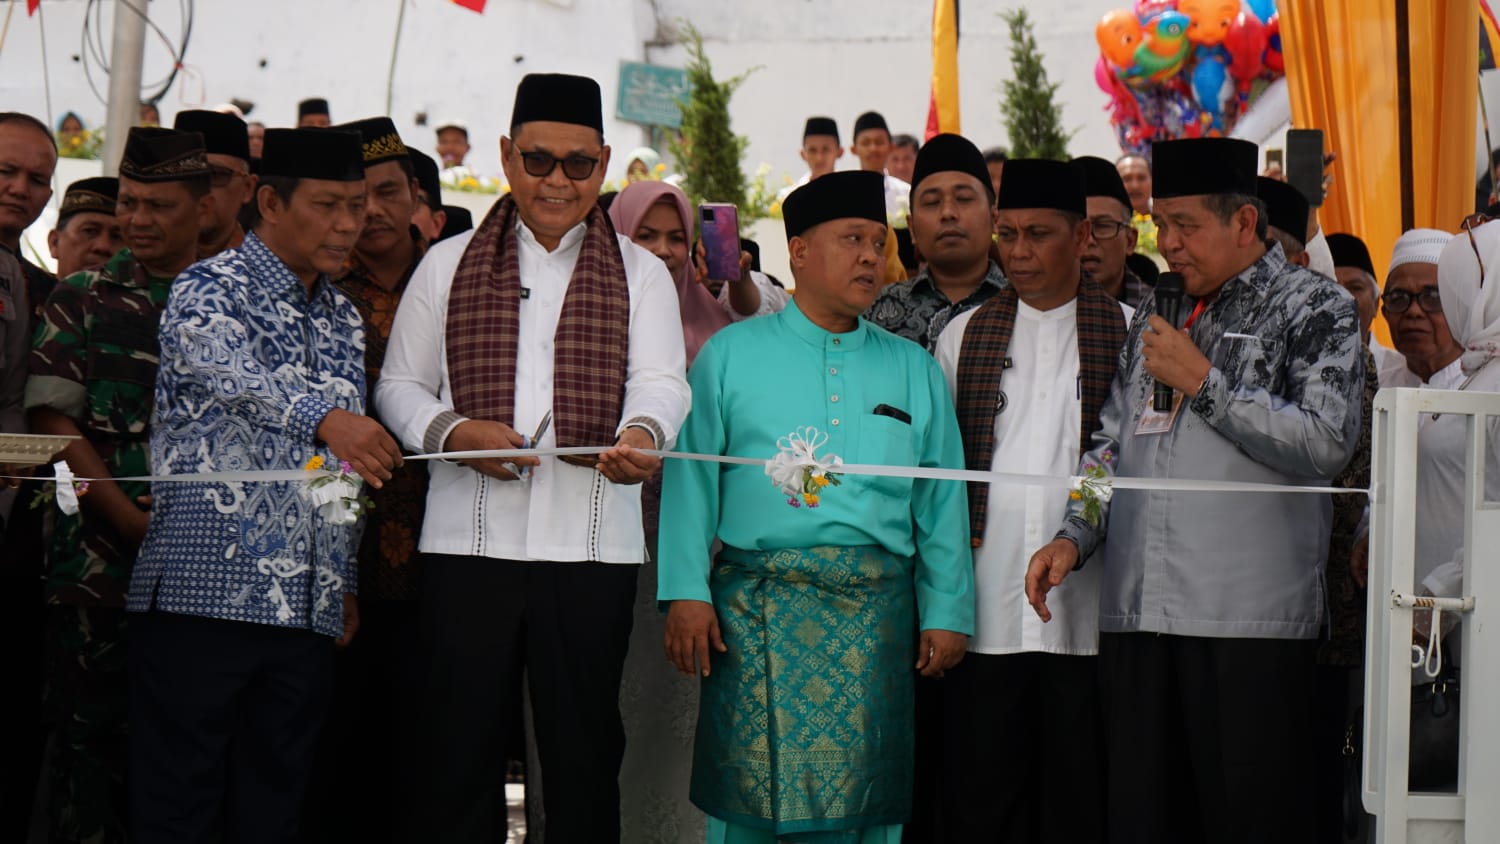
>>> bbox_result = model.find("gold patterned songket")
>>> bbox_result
[60,190,116,217]
[362,133,408,164]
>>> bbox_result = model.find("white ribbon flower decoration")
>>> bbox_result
[766,427,844,508]
[52,460,89,516]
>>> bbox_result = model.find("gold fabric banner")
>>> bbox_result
[1282,0,1478,346]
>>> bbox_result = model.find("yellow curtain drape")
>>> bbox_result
[1281,0,1478,347]
[929,0,961,137]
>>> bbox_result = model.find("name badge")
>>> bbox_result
[1135,392,1185,436]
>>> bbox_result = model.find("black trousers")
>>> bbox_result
[0,494,47,841]
[939,651,1105,844]
[1099,632,1318,844]
[902,674,945,844]
[127,610,334,844]
[414,555,638,843]
[303,600,421,844]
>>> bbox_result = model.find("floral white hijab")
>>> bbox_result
[1437,220,1500,375]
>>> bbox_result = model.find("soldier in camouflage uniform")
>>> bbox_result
[25,127,213,844]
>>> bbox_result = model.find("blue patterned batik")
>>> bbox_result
[127,232,367,638]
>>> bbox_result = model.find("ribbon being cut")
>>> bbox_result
[29,426,1364,524]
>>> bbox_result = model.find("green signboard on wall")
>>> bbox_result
[616,61,690,128]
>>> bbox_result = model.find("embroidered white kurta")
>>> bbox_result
[375,218,691,564]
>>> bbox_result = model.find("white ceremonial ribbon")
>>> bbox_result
[11,446,1369,501]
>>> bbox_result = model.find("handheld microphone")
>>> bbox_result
[1152,272,1186,412]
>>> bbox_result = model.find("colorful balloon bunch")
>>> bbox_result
[1096,0,1284,156]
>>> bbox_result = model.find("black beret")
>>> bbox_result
[173,110,250,161]
[118,127,210,184]
[1326,233,1376,277]
[408,149,443,209]
[259,128,365,182]
[298,98,330,118]
[996,159,1085,216]
[910,133,992,200]
[335,117,409,168]
[1126,252,1160,287]
[803,116,840,143]
[1257,176,1310,246]
[1073,155,1132,213]
[510,73,603,134]
[1152,138,1259,199]
[853,111,889,139]
[740,237,762,272]
[57,177,118,223]
[438,204,474,242]
[783,170,887,240]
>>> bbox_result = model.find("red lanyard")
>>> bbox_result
[1182,298,1209,330]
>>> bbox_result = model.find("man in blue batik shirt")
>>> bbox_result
[127,127,402,842]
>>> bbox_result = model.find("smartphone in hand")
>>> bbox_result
[1285,128,1325,208]
[699,203,742,282]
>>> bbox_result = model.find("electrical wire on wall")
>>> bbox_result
[80,0,195,107]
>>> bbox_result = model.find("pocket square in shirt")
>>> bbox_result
[873,404,912,425]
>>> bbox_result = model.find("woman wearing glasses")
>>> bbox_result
[1382,221,1500,792]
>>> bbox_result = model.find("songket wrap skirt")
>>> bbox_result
[690,545,916,840]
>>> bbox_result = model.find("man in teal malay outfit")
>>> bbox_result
[659,169,975,844]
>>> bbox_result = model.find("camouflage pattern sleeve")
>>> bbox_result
[25,271,96,420]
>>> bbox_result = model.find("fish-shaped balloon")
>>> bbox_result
[1133,11,1191,81]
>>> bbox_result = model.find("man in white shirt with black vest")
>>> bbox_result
[376,73,690,843]
[934,158,1129,843]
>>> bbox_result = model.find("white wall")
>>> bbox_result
[3,0,1128,187]
[646,0,1127,184]
[0,0,654,180]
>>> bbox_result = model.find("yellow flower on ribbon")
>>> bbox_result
[813,475,829,488]
[802,493,820,507]
[304,455,325,471]
[1069,489,1082,501]
[653,163,667,174]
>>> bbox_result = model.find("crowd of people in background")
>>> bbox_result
[0,62,1491,844]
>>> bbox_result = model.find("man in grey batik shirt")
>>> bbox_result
[1026,137,1364,844]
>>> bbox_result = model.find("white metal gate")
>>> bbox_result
[1365,388,1499,843]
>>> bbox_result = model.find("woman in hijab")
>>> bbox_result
[1395,222,1500,791]
[607,178,788,843]
[608,180,785,364]
[624,146,662,182]
[1425,224,1500,604]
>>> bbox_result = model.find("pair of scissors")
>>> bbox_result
[511,410,552,480]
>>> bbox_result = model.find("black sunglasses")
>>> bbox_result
[517,150,600,181]
[1381,286,1443,315]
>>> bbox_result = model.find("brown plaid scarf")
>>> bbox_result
[445,195,629,453]
[955,273,1126,547]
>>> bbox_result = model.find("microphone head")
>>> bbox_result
[1155,271,1185,298]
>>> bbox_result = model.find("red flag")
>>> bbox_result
[449,0,485,11]
[27,0,41,15]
